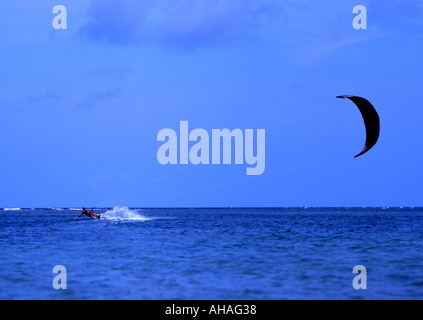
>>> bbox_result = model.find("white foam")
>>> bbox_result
[101,207,150,222]
[3,208,21,211]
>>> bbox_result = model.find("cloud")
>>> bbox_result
[79,0,256,47]
[368,0,423,34]
[26,91,61,104]
[78,1,346,48]
[77,88,121,109]
[79,0,342,48]
[78,0,423,50]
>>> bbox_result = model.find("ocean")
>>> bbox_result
[0,207,422,300]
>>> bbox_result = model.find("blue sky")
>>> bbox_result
[1,0,422,208]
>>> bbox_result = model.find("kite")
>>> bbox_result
[337,95,380,158]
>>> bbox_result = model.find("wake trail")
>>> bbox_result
[101,207,151,222]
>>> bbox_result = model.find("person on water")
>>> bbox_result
[76,207,101,219]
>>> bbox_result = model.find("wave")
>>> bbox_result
[3,208,22,211]
[101,207,150,222]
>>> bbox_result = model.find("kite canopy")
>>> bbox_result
[337,95,380,158]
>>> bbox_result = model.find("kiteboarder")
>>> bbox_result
[76,207,101,219]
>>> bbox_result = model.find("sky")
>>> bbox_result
[0,0,422,208]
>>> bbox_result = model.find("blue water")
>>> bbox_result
[1,207,422,300]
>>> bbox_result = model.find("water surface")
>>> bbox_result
[1,207,422,299]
